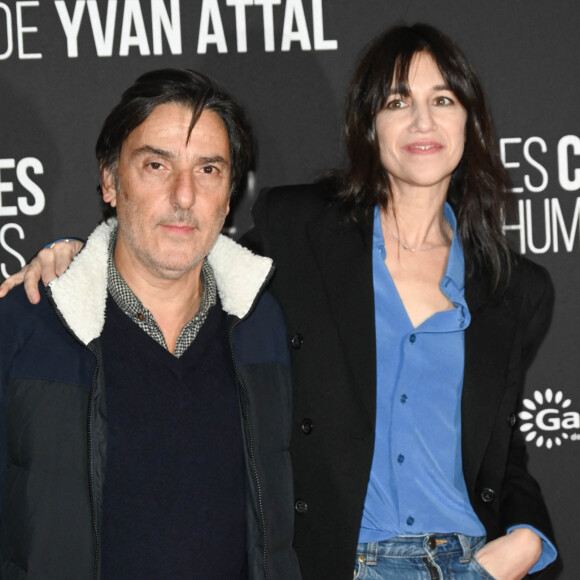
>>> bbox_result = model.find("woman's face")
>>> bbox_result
[375,51,467,196]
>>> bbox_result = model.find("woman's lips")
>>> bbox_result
[404,141,444,154]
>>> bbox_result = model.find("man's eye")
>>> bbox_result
[202,166,216,174]
[147,162,163,170]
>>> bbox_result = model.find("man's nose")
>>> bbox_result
[172,171,196,209]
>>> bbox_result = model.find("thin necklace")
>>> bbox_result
[384,226,451,253]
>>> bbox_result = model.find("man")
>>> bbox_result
[0,68,300,579]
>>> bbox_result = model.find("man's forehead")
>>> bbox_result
[123,103,230,154]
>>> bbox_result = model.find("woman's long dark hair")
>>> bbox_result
[335,23,513,291]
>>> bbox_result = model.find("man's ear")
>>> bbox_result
[101,166,118,207]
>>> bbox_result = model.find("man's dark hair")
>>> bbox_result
[96,68,253,199]
[334,23,513,291]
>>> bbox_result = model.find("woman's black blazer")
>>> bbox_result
[244,182,555,580]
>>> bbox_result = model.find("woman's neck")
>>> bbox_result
[382,186,452,252]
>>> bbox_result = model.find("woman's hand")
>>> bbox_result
[0,239,83,304]
[475,528,542,580]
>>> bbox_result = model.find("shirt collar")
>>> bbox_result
[372,206,386,260]
[442,202,465,294]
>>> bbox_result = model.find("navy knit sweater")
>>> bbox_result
[100,295,247,579]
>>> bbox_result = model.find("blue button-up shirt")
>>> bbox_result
[359,204,556,573]
[360,203,484,542]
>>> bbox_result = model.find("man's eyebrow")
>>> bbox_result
[198,155,229,165]
[131,148,228,166]
[132,145,176,159]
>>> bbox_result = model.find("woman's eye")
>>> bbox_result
[386,99,405,110]
[435,96,453,106]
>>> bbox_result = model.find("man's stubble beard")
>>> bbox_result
[116,189,228,281]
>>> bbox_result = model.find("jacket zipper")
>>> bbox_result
[228,264,276,580]
[45,285,102,579]
[229,319,269,580]
[86,344,101,580]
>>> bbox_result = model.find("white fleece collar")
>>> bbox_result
[48,218,112,346]
[208,234,273,319]
[49,219,273,345]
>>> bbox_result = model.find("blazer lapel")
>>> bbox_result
[306,207,377,429]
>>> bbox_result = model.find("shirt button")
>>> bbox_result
[137,312,145,321]
[400,394,408,404]
[290,334,304,349]
[407,516,414,526]
[480,488,496,503]
[397,454,405,464]
[409,334,416,344]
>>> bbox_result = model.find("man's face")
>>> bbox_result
[102,103,231,281]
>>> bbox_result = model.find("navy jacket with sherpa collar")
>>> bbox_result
[0,218,301,580]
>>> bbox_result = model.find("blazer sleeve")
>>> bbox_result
[499,263,556,545]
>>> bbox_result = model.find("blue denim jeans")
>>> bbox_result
[354,534,496,579]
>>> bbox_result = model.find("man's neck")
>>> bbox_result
[113,243,206,354]
[132,276,204,354]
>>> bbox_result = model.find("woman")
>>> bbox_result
[1,24,556,580]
